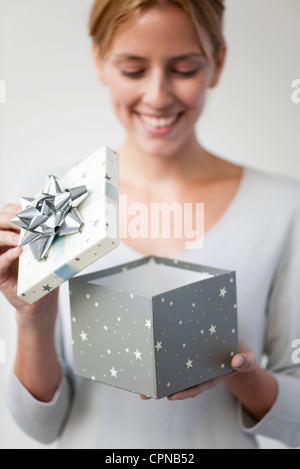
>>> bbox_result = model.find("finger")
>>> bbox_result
[0,212,21,232]
[168,376,224,401]
[0,247,22,283]
[231,352,256,372]
[140,395,151,401]
[1,204,22,214]
[0,230,20,248]
[238,340,253,354]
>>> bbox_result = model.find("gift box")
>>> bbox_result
[16,146,119,304]
[69,256,239,399]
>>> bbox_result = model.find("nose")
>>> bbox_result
[143,68,174,111]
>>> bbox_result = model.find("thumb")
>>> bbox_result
[231,352,256,373]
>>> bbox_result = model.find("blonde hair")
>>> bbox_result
[89,0,225,62]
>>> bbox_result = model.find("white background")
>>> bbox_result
[0,0,299,449]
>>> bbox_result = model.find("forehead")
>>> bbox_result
[107,6,207,58]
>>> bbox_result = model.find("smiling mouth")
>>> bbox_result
[138,113,183,129]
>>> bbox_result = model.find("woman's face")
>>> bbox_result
[95,5,225,158]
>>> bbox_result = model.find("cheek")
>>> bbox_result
[175,75,211,113]
[107,73,140,111]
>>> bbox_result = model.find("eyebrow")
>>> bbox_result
[114,53,204,62]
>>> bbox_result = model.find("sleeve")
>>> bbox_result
[238,195,300,448]
[5,305,74,446]
[4,168,74,446]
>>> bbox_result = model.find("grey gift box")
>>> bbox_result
[69,256,239,399]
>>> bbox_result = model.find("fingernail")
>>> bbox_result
[234,355,245,369]
[11,247,21,256]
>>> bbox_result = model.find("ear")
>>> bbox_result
[209,43,227,89]
[92,42,107,85]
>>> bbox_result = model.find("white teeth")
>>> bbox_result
[140,114,179,128]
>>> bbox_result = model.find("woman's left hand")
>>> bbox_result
[141,341,278,423]
[141,341,256,401]
[168,341,256,401]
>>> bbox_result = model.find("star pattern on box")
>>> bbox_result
[14,146,119,305]
[70,257,239,399]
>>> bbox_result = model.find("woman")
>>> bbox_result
[1,0,300,449]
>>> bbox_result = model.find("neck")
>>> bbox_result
[118,133,212,188]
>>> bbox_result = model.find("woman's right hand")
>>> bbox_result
[0,203,59,319]
[1,204,61,402]
[0,203,24,308]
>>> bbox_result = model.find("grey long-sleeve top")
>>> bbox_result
[6,166,300,449]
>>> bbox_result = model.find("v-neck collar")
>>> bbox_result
[119,166,249,260]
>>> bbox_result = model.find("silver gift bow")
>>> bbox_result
[12,175,88,260]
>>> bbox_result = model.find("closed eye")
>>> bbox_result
[121,70,146,78]
[172,69,199,77]
[121,69,200,79]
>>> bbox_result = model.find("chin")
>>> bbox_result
[137,137,188,160]
[143,146,181,160]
